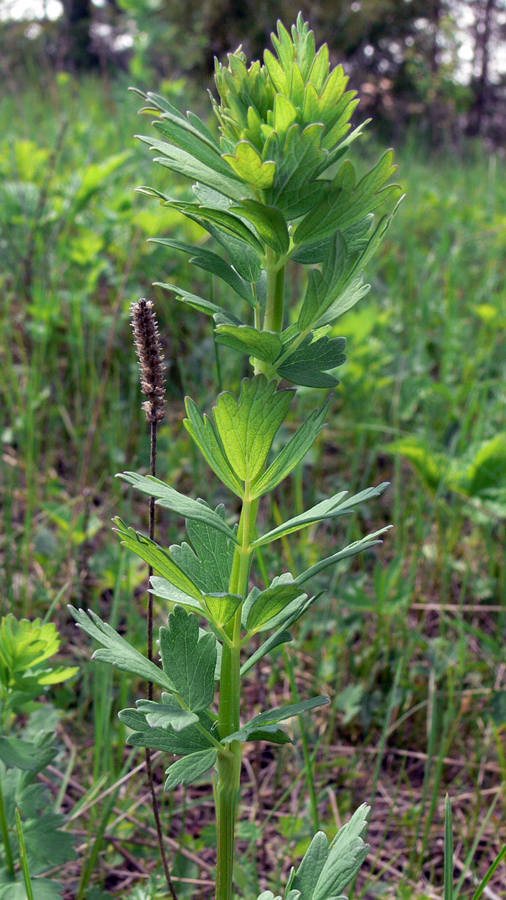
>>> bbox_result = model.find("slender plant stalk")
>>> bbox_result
[0,777,15,876]
[15,809,35,900]
[131,299,178,900]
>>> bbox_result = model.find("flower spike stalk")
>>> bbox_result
[71,16,401,900]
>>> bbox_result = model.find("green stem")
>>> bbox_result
[0,776,15,876]
[255,250,285,375]
[215,491,257,900]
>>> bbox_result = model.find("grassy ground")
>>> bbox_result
[1,73,505,899]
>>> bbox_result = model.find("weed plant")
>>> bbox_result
[1,19,506,900]
[71,16,401,900]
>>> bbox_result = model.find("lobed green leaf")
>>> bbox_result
[164,748,217,790]
[159,606,217,711]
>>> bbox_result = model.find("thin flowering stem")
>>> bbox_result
[130,298,178,900]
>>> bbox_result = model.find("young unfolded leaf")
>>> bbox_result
[222,696,330,743]
[119,706,215,755]
[214,325,282,363]
[169,504,238,593]
[203,593,242,627]
[164,748,218,790]
[137,695,199,732]
[223,140,276,190]
[155,282,242,326]
[250,397,330,499]
[252,483,389,548]
[159,606,216,711]
[113,519,203,601]
[213,376,294,483]
[68,607,176,691]
[149,239,255,305]
[184,400,244,496]
[277,334,346,388]
[243,576,307,634]
[118,473,239,543]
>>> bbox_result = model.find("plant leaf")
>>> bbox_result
[240,629,293,676]
[117,473,239,543]
[149,239,255,305]
[231,199,289,254]
[203,593,242,627]
[214,325,283,363]
[293,150,398,245]
[295,528,391,585]
[149,577,204,613]
[291,831,329,900]
[136,697,199,732]
[155,282,242,326]
[68,607,176,691]
[169,502,238,593]
[164,748,217,790]
[298,233,348,332]
[0,736,56,772]
[164,199,265,253]
[251,397,330,499]
[184,399,244,497]
[119,707,214,754]
[244,576,307,634]
[204,222,263,283]
[252,483,389,548]
[312,803,370,900]
[137,134,249,201]
[223,140,276,190]
[152,118,234,177]
[159,606,216,711]
[222,696,330,743]
[213,376,294,484]
[277,334,346,388]
[113,518,203,600]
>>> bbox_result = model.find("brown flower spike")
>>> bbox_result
[131,298,166,423]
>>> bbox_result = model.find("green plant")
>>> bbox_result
[0,615,77,898]
[70,16,401,900]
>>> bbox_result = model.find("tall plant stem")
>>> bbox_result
[255,250,285,375]
[215,492,257,900]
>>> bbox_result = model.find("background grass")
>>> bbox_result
[1,73,505,899]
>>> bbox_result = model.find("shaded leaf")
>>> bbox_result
[277,334,346,388]
[155,282,242,326]
[159,607,216,711]
[149,239,254,305]
[0,736,56,772]
[165,748,217,790]
[251,397,330,499]
[119,707,214,755]
[169,503,238,593]
[113,519,203,600]
[214,325,282,363]
[136,697,199,732]
[231,199,289,254]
